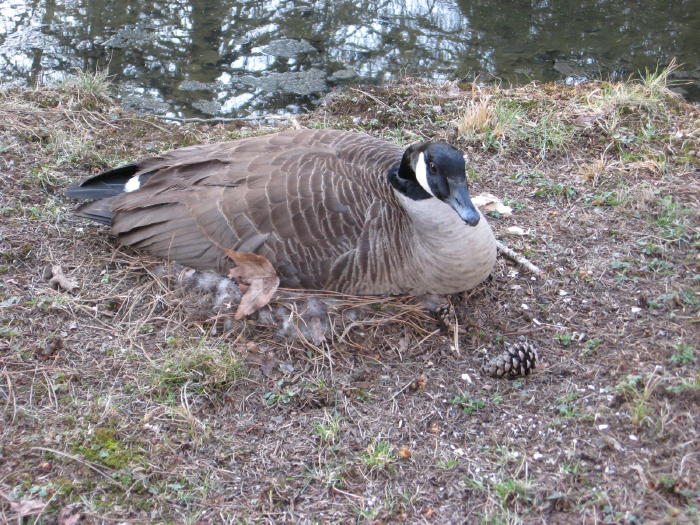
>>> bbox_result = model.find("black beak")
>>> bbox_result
[444,179,480,226]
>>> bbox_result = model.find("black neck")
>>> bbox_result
[387,162,432,201]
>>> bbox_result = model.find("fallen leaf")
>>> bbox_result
[398,446,412,459]
[224,250,280,320]
[307,317,327,345]
[10,498,44,516]
[0,295,20,307]
[48,265,79,293]
[36,335,63,360]
[278,362,295,375]
[410,375,427,391]
[472,193,513,216]
[57,503,84,525]
[506,226,527,236]
[573,112,605,128]
[243,342,278,377]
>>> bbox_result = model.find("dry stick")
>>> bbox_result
[495,240,543,276]
[83,513,151,523]
[350,87,390,108]
[152,114,295,124]
[388,377,418,401]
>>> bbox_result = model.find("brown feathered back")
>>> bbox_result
[110,130,405,291]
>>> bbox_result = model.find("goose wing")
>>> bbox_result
[110,130,401,289]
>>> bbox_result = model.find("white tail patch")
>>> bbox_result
[415,152,434,197]
[124,175,141,192]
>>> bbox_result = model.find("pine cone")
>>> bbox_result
[435,303,456,332]
[482,341,538,379]
[417,294,456,333]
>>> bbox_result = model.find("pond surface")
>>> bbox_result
[1,0,699,117]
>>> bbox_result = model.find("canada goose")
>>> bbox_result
[66,129,496,295]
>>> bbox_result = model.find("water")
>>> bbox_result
[1,0,698,117]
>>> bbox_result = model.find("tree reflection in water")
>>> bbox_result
[0,0,697,117]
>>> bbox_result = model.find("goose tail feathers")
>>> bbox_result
[73,198,116,225]
[65,164,139,200]
[66,164,143,225]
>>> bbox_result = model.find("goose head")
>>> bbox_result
[392,141,481,226]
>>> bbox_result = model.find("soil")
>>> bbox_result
[0,77,698,524]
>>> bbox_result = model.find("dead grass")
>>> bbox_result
[1,72,699,523]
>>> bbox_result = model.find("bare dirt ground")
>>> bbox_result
[1,73,698,524]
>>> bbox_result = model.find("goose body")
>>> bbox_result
[66,129,496,295]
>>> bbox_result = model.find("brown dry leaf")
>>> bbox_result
[224,249,280,320]
[10,498,44,516]
[398,446,412,459]
[472,193,513,216]
[57,503,84,525]
[48,265,79,293]
[573,112,604,128]
[506,226,527,236]
[243,342,278,377]
[36,335,63,360]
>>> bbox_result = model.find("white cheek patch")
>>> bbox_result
[124,175,141,192]
[414,152,434,197]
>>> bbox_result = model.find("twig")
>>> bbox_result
[152,114,296,124]
[350,87,390,108]
[83,513,151,523]
[496,240,543,276]
[388,378,418,401]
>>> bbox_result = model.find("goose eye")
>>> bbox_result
[429,161,437,173]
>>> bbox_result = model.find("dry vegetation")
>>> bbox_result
[0,68,698,524]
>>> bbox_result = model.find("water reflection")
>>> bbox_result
[1,0,698,117]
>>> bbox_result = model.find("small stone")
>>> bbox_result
[260,38,316,57]
[330,69,357,81]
